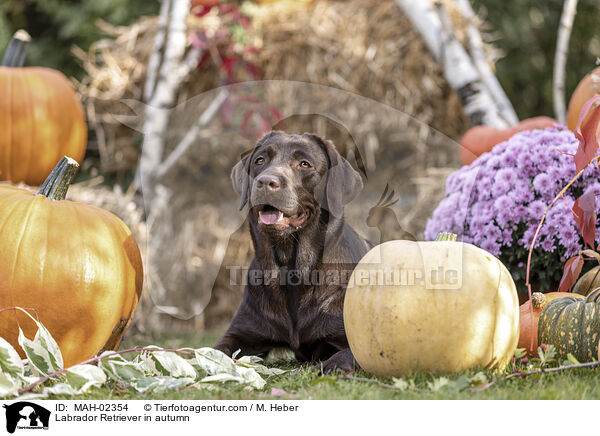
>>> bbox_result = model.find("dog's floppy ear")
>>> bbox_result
[231,150,252,210]
[305,134,363,218]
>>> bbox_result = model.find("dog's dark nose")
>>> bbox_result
[256,174,281,192]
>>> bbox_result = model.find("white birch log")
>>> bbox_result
[394,0,512,128]
[135,0,193,192]
[453,0,519,126]
[553,0,578,124]
[144,0,171,101]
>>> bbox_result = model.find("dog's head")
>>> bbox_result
[231,131,363,235]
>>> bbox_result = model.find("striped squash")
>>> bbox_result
[538,288,600,362]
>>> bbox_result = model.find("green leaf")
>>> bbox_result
[0,372,22,397]
[194,348,238,375]
[229,367,265,389]
[566,353,580,365]
[98,353,145,382]
[130,376,195,393]
[448,374,471,391]
[392,378,409,391]
[130,376,163,393]
[538,344,556,366]
[65,364,107,393]
[43,383,77,396]
[15,309,63,376]
[468,372,489,387]
[17,327,62,377]
[142,346,196,378]
[427,377,451,392]
[194,348,266,389]
[513,348,527,359]
[0,337,24,378]
[152,377,195,392]
[236,356,288,376]
[200,373,247,384]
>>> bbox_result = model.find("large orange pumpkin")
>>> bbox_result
[0,157,143,367]
[566,67,600,131]
[460,116,558,165]
[0,30,87,185]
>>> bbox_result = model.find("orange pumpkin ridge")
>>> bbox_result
[0,157,143,367]
[567,67,600,131]
[460,116,558,165]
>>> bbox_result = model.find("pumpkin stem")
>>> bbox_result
[531,292,547,309]
[37,157,80,201]
[435,232,457,242]
[1,30,31,68]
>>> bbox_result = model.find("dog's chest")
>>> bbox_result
[267,282,344,352]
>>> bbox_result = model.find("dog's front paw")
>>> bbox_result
[318,349,357,373]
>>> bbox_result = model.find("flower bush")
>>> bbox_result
[425,125,600,295]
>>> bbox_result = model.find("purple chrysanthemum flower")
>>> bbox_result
[527,200,546,221]
[532,173,552,195]
[425,125,600,293]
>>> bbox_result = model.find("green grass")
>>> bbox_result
[47,332,600,400]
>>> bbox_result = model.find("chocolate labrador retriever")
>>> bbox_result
[215,131,372,371]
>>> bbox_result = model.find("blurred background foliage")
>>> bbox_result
[0,0,599,120]
[0,0,160,79]
[471,0,600,120]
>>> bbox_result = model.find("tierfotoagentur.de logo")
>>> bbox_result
[2,402,50,433]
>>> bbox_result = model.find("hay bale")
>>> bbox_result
[253,0,468,136]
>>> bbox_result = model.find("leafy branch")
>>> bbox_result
[17,346,196,395]
[0,307,287,398]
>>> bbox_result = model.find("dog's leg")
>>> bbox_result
[214,333,271,358]
[215,302,274,358]
[319,348,357,373]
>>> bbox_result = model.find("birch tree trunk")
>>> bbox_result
[394,0,518,128]
[135,0,192,193]
[453,0,519,126]
[553,0,579,124]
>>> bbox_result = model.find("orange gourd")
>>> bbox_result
[460,116,558,165]
[566,67,600,131]
[0,157,143,366]
[518,291,583,356]
[0,30,87,185]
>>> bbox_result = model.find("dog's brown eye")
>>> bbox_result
[299,160,312,168]
[255,157,265,165]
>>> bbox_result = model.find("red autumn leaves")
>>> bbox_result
[558,97,600,292]
[573,95,600,174]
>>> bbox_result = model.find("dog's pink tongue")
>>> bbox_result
[259,209,283,225]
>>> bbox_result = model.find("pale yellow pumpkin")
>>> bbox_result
[343,234,519,376]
